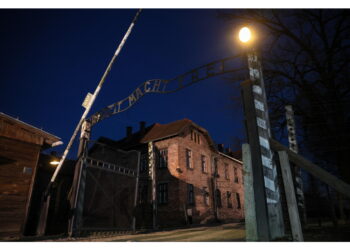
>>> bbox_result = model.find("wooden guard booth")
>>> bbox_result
[0,112,61,239]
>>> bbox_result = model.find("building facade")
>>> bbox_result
[89,119,244,229]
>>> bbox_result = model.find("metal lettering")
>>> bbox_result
[220,59,226,72]
[144,81,152,92]
[206,63,216,76]
[177,75,184,88]
[152,80,161,92]
[161,80,168,92]
[87,55,244,126]
[128,93,137,106]
[116,101,122,113]
[191,70,199,82]
[135,87,143,99]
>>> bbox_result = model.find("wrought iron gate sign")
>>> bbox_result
[88,55,244,126]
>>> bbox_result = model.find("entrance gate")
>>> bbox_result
[67,55,247,236]
[68,141,140,235]
[41,11,350,240]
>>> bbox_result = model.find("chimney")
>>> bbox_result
[126,126,133,138]
[217,143,224,152]
[139,121,146,134]
[226,147,232,154]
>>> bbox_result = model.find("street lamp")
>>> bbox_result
[50,160,60,166]
[239,27,252,43]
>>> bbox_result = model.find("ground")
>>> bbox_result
[42,223,246,242]
[3,221,350,242]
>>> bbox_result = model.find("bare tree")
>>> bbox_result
[220,9,350,186]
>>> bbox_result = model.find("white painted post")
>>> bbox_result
[285,105,306,225]
[278,151,303,241]
[243,49,285,239]
[148,141,157,229]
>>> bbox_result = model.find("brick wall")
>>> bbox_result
[153,126,244,227]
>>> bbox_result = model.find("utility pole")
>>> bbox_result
[241,80,270,241]
[285,105,306,225]
[241,49,285,240]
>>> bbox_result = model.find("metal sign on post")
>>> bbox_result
[82,93,93,109]
[241,49,285,240]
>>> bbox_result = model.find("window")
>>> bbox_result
[140,154,148,173]
[187,184,195,205]
[186,149,192,169]
[158,183,168,204]
[224,163,229,180]
[190,130,200,144]
[203,187,210,206]
[159,148,168,169]
[226,191,232,208]
[234,167,239,183]
[215,189,222,208]
[236,193,241,209]
[201,155,207,173]
[213,158,219,177]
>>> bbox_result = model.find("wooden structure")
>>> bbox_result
[0,112,61,238]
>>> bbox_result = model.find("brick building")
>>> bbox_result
[89,118,244,228]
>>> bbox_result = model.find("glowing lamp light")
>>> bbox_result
[50,160,60,166]
[239,27,252,43]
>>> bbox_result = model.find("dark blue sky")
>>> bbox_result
[0,9,246,157]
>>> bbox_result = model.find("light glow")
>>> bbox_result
[239,27,252,43]
[50,160,60,166]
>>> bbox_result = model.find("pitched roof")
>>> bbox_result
[92,118,216,151]
[140,119,192,143]
[0,112,61,148]
[91,119,242,163]
[140,119,217,151]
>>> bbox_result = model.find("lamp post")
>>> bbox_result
[239,26,285,241]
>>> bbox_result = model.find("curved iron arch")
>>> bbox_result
[87,54,246,126]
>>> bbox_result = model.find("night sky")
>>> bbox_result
[0,9,246,157]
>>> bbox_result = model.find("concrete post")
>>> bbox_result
[242,143,258,241]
